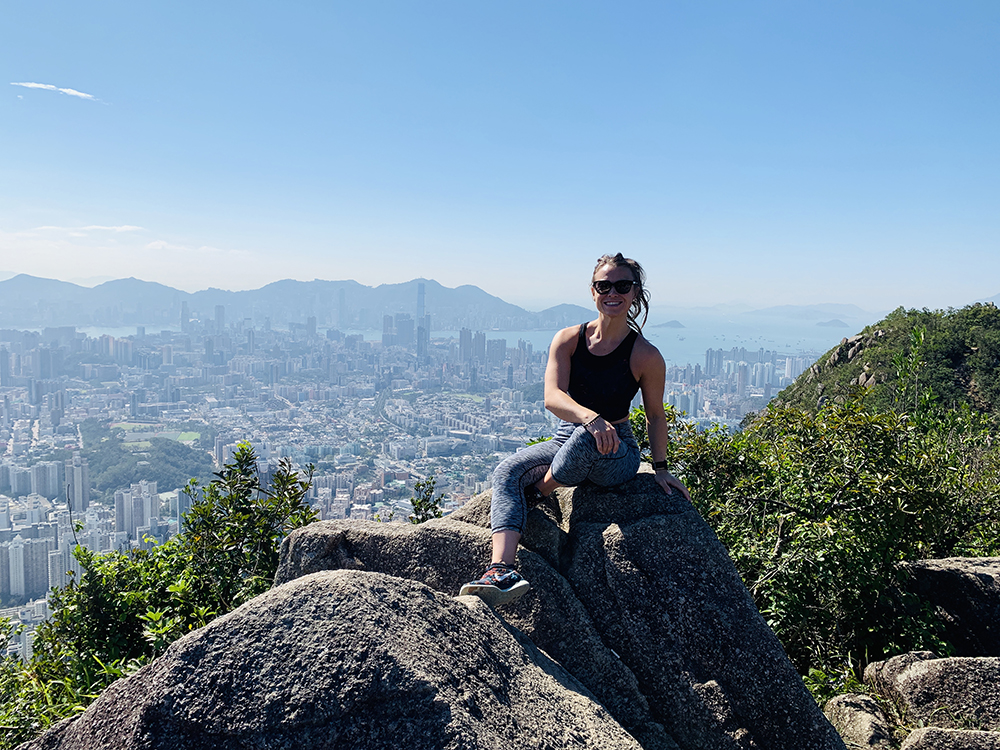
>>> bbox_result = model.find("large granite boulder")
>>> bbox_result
[276,466,846,750]
[823,693,896,749]
[833,651,1000,749]
[17,570,642,750]
[900,728,1000,750]
[901,559,1000,657]
[865,654,1000,731]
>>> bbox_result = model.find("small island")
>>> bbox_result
[652,320,685,328]
[816,319,849,328]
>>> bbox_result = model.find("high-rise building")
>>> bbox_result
[486,338,506,369]
[65,452,90,512]
[31,461,61,500]
[215,305,226,334]
[180,301,190,333]
[737,362,749,398]
[416,282,426,320]
[0,347,9,386]
[10,535,55,599]
[473,331,486,363]
[416,315,431,360]
[459,328,473,363]
[394,314,414,348]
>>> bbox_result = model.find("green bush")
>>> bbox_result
[631,397,1000,687]
[0,444,316,750]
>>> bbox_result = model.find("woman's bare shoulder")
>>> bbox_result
[632,332,665,369]
[550,324,585,350]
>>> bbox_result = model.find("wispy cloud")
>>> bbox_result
[33,225,144,234]
[82,225,143,232]
[10,81,97,101]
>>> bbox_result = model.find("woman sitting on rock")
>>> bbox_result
[460,253,691,606]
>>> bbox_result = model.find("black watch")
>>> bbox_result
[652,460,669,471]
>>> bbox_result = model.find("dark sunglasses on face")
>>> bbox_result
[592,279,638,295]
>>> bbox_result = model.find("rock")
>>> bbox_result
[902,559,1000,657]
[277,467,846,750]
[275,510,677,749]
[865,652,940,700]
[866,654,1000,731]
[17,570,643,750]
[824,693,896,748]
[900,727,1000,749]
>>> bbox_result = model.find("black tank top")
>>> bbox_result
[567,323,640,422]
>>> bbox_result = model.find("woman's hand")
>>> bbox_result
[654,469,691,502]
[585,416,621,455]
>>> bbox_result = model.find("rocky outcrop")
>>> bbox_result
[901,559,1000,657]
[275,466,845,750]
[899,728,1000,750]
[824,693,895,749]
[17,570,643,750]
[866,654,1000,731]
[829,651,1000,749]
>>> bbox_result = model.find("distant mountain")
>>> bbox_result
[652,320,685,329]
[0,275,595,331]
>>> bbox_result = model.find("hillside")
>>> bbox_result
[0,274,594,331]
[774,303,1000,415]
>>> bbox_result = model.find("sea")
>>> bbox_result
[71,310,878,369]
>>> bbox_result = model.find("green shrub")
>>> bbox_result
[0,444,316,750]
[631,397,1000,684]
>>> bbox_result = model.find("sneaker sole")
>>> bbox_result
[458,579,530,607]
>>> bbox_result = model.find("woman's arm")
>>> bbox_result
[543,326,621,454]
[635,340,692,500]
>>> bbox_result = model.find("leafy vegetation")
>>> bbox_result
[79,419,215,503]
[409,475,443,524]
[0,444,316,750]
[776,304,1000,416]
[630,317,1000,694]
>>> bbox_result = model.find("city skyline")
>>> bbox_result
[3,3,999,311]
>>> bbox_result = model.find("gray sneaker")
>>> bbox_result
[459,563,530,607]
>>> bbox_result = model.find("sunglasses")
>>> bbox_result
[592,279,638,295]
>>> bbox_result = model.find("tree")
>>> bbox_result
[0,443,317,750]
[409,475,443,524]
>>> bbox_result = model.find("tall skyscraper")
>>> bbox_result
[215,305,226,334]
[416,282,426,321]
[180,301,190,332]
[459,328,473,363]
[473,331,487,363]
[0,347,9,386]
[65,451,90,512]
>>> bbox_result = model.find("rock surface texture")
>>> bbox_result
[17,570,643,750]
[829,651,1000,749]
[275,467,845,750]
[902,558,1000,657]
[899,728,1000,750]
[824,693,896,749]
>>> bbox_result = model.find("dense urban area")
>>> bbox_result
[0,282,817,658]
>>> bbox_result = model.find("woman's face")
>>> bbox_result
[591,263,636,318]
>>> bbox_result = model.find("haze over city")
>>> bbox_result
[3,2,999,311]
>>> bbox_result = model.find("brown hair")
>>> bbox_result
[592,253,650,331]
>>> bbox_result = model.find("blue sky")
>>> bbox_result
[2,2,998,311]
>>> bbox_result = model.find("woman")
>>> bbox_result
[460,253,691,606]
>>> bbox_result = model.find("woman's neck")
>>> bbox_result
[589,314,632,345]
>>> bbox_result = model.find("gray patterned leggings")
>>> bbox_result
[490,420,641,533]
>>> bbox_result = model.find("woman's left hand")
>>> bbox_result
[654,470,691,502]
